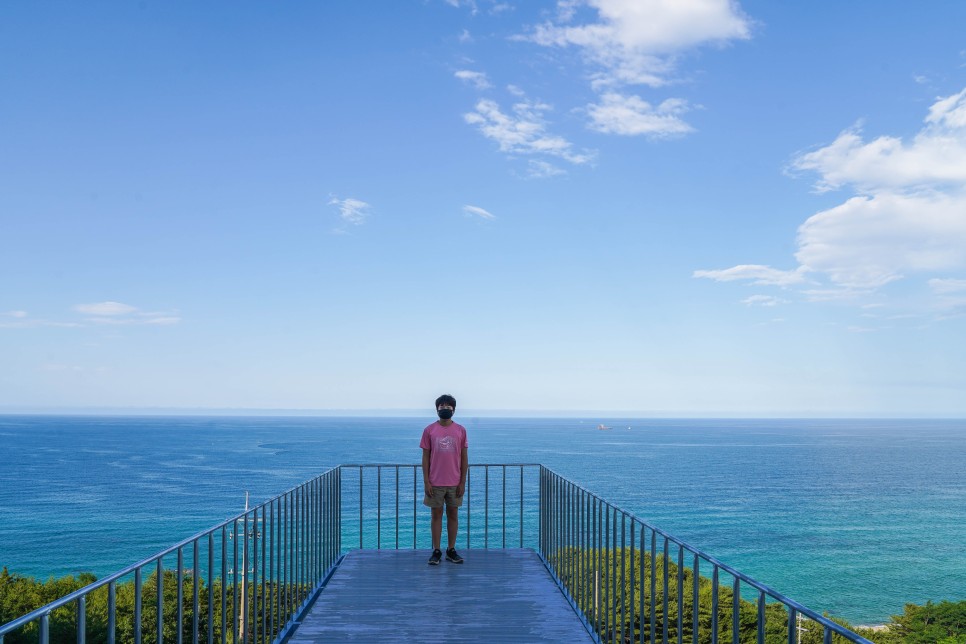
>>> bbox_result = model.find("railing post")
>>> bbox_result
[467,466,472,549]
[693,554,700,644]
[108,580,116,644]
[207,533,214,644]
[712,565,719,644]
[192,540,199,644]
[176,547,184,644]
[76,596,85,644]
[134,567,142,644]
[519,466,524,548]
[156,558,163,644]
[537,465,547,558]
[502,464,507,549]
[377,466,382,550]
[733,576,741,644]
[413,465,418,549]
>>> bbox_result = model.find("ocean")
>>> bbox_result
[0,415,964,625]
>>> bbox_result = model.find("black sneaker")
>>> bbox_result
[428,549,442,565]
[445,548,464,564]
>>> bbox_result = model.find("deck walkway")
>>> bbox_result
[286,549,594,643]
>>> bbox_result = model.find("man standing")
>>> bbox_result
[420,394,468,565]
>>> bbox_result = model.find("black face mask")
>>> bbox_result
[437,409,454,420]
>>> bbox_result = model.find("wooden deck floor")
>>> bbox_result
[286,549,594,643]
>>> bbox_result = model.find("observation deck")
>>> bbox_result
[288,549,590,642]
[0,464,872,644]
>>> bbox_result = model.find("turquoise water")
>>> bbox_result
[0,415,964,625]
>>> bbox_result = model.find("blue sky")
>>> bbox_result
[2,1,965,416]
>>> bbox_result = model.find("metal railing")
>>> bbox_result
[0,467,341,644]
[540,467,873,644]
[339,463,539,551]
[1,464,872,644]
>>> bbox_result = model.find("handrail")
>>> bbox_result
[0,466,342,644]
[2,463,873,644]
[539,465,873,644]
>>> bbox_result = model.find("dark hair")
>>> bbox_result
[435,394,456,409]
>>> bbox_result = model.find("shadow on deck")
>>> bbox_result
[286,549,594,643]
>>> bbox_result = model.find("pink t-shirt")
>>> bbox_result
[419,421,468,486]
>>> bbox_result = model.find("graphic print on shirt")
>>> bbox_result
[437,435,457,453]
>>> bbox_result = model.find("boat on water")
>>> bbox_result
[597,424,611,430]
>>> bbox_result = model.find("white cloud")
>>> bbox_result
[801,287,874,303]
[74,301,138,316]
[455,69,492,90]
[794,192,966,288]
[693,264,807,287]
[329,197,372,227]
[698,88,966,311]
[0,318,81,329]
[1,303,179,328]
[458,0,749,155]
[525,0,750,88]
[929,278,966,294]
[929,278,966,315]
[587,93,694,137]
[463,205,496,219]
[74,302,181,326]
[791,89,966,193]
[527,159,566,178]
[464,98,594,165]
[445,0,477,13]
[143,316,181,325]
[742,295,787,307]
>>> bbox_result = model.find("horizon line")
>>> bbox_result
[0,406,963,420]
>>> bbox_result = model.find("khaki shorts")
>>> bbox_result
[423,485,463,508]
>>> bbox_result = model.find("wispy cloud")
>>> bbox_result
[452,0,751,172]
[929,278,966,294]
[1,303,179,328]
[329,196,372,232]
[526,0,750,87]
[791,88,966,193]
[464,98,594,165]
[0,310,82,329]
[74,302,181,326]
[696,88,966,313]
[455,69,492,90]
[587,93,694,137]
[40,363,87,373]
[463,205,496,219]
[693,265,807,287]
[519,0,750,136]
[74,301,138,316]
[929,278,966,316]
[444,0,478,14]
[527,159,566,178]
[742,295,787,307]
